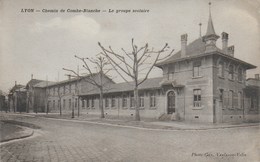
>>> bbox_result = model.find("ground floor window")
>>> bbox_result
[122,95,127,108]
[91,98,95,108]
[228,90,233,108]
[63,99,66,109]
[53,100,55,109]
[75,98,78,108]
[69,99,71,109]
[238,92,242,109]
[139,94,144,107]
[251,96,257,110]
[82,99,85,108]
[130,95,135,108]
[111,96,116,108]
[105,97,109,108]
[150,92,156,107]
[193,89,201,107]
[86,99,90,108]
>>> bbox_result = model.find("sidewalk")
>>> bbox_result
[0,120,34,143]
[20,112,260,130]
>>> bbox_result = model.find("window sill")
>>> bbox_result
[228,79,234,82]
[192,76,203,79]
[228,108,235,110]
[192,107,203,110]
[218,76,224,79]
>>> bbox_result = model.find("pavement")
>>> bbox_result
[0,112,259,162]
[0,120,34,143]
[2,112,259,131]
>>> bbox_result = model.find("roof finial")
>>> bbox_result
[199,23,202,37]
[209,2,212,14]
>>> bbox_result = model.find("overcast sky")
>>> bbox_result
[0,0,259,93]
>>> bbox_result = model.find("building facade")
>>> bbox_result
[9,6,260,123]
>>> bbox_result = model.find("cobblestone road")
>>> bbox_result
[0,114,259,162]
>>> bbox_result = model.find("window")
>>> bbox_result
[193,61,201,77]
[238,68,243,82]
[130,94,135,108]
[238,92,242,109]
[53,100,55,109]
[63,99,66,109]
[82,99,85,108]
[139,94,144,107]
[58,99,60,108]
[193,89,201,107]
[228,90,233,108]
[75,98,78,108]
[219,89,224,102]
[251,96,257,110]
[69,84,71,93]
[168,64,175,80]
[69,99,71,109]
[122,95,127,108]
[105,97,109,108]
[228,65,234,80]
[86,99,90,108]
[218,62,224,77]
[91,98,95,108]
[111,96,116,108]
[63,86,65,94]
[150,92,156,107]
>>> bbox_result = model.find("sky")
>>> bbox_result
[0,0,260,94]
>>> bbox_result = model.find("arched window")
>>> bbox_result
[238,92,242,109]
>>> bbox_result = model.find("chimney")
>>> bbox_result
[181,34,188,58]
[255,74,260,80]
[227,45,234,57]
[15,81,17,86]
[221,32,228,54]
[31,74,33,80]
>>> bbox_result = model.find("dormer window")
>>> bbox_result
[193,61,201,77]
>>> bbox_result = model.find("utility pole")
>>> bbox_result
[77,65,80,117]
[65,74,74,118]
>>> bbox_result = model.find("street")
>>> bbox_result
[0,114,259,162]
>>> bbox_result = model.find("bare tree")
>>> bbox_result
[63,54,112,118]
[98,39,174,121]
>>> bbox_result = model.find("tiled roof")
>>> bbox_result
[26,79,45,88]
[33,81,56,88]
[79,77,163,96]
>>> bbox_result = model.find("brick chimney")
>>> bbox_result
[255,74,260,80]
[181,34,188,58]
[227,45,234,57]
[221,32,228,54]
[31,74,33,80]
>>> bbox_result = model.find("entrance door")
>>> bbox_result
[167,91,175,114]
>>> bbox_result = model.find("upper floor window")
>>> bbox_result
[168,64,175,80]
[219,89,224,102]
[193,89,201,107]
[238,68,243,82]
[228,65,234,80]
[193,61,201,77]
[63,86,66,94]
[218,62,224,77]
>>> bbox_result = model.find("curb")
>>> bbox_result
[0,125,34,143]
[2,113,260,131]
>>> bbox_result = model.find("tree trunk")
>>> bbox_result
[59,99,62,116]
[100,88,105,118]
[134,87,140,121]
